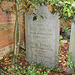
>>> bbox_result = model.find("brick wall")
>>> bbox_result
[0,8,25,59]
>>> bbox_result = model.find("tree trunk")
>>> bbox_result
[17,2,21,55]
[14,1,21,55]
[14,7,18,55]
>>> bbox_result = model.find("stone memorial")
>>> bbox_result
[25,5,60,67]
[68,22,75,74]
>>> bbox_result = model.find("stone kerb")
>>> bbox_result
[67,21,75,74]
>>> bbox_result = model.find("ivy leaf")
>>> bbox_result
[67,9,70,12]
[59,1,63,5]
[68,12,71,17]
[37,15,41,20]
[1,73,4,75]
[72,2,75,8]
[71,10,73,13]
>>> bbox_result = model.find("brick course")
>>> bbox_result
[0,8,25,59]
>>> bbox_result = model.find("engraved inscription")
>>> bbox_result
[25,5,60,67]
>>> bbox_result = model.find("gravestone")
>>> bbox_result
[25,5,60,67]
[68,22,75,74]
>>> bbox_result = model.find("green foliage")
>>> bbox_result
[2,62,51,75]
[50,63,60,72]
[0,49,62,75]
[0,0,75,21]
[25,62,50,75]
[67,52,75,71]
[0,69,4,75]
[62,26,70,33]
[59,35,63,41]
[0,50,51,75]
[62,25,70,39]
[49,0,75,21]
[25,64,36,75]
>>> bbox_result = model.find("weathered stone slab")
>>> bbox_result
[68,22,75,74]
[25,5,60,67]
